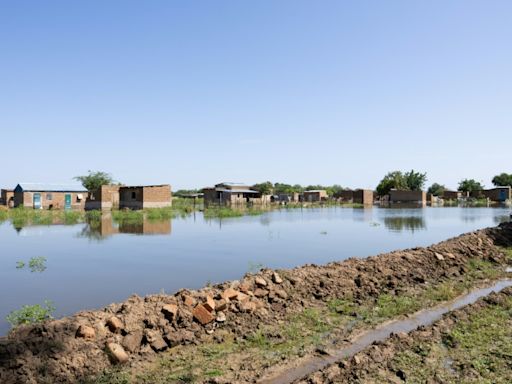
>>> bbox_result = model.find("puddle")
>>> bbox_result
[258,279,512,384]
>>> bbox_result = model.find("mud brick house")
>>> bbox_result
[13,183,87,210]
[353,189,374,205]
[86,185,121,210]
[119,185,172,209]
[482,186,511,202]
[303,190,328,202]
[442,190,462,200]
[0,189,14,207]
[86,184,172,210]
[203,182,269,206]
[389,190,426,204]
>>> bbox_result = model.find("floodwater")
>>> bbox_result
[258,278,512,384]
[0,206,510,335]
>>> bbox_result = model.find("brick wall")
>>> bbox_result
[389,190,426,203]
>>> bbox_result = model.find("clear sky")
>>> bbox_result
[1,1,511,191]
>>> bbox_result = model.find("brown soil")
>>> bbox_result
[1,222,511,384]
[295,286,512,384]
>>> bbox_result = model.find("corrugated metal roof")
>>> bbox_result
[16,183,87,192]
[304,190,326,193]
[216,189,259,194]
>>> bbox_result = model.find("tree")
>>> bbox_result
[458,179,484,193]
[74,170,115,192]
[376,170,427,196]
[326,184,344,197]
[492,173,512,187]
[427,183,446,196]
[252,181,273,195]
[376,171,407,196]
[404,170,427,191]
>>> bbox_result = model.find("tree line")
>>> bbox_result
[73,170,512,197]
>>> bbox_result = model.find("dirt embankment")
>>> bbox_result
[1,223,511,384]
[297,286,512,384]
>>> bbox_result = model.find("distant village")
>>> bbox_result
[0,179,511,210]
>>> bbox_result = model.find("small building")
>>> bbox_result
[0,189,14,207]
[334,190,354,202]
[482,186,511,202]
[389,190,426,204]
[119,185,172,209]
[13,183,87,210]
[303,190,328,202]
[442,190,462,200]
[86,184,172,210]
[353,189,374,205]
[86,185,121,210]
[203,182,268,206]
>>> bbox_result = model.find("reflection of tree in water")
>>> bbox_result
[384,216,426,233]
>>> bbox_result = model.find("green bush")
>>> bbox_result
[6,300,55,328]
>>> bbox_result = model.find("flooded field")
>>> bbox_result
[0,206,510,335]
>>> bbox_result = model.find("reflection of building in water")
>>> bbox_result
[85,213,171,238]
[118,220,171,235]
[384,216,426,232]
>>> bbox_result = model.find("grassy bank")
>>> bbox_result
[86,249,512,384]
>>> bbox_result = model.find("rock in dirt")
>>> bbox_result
[255,276,268,287]
[144,329,168,351]
[122,331,143,353]
[162,303,178,320]
[107,316,123,333]
[272,272,283,284]
[76,325,96,340]
[106,342,129,364]
[216,311,227,322]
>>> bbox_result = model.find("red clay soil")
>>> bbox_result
[1,222,511,384]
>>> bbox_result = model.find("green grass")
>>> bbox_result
[6,300,55,328]
[384,295,512,384]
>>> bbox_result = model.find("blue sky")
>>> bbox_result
[1,1,511,190]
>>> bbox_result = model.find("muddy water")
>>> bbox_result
[0,206,509,335]
[258,279,512,384]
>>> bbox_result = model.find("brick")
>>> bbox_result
[204,296,216,312]
[183,295,196,307]
[215,299,228,311]
[193,304,215,325]
[162,304,178,320]
[222,288,239,301]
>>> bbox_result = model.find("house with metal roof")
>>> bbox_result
[203,182,269,206]
[13,183,88,210]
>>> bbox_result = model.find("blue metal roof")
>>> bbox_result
[15,183,87,192]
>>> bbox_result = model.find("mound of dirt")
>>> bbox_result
[1,222,511,384]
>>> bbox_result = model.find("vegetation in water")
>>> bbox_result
[16,257,47,272]
[6,300,55,328]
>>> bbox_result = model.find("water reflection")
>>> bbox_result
[383,216,426,233]
[81,213,172,239]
